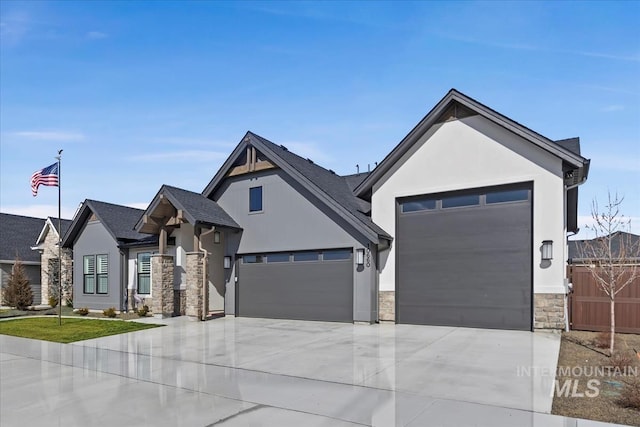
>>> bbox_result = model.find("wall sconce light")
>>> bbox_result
[213,231,221,244]
[223,256,232,269]
[356,248,365,266]
[542,240,553,260]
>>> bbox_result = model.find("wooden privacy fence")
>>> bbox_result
[569,265,640,334]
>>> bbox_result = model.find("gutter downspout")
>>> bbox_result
[199,226,216,321]
[563,178,584,333]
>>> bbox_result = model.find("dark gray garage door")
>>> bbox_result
[397,184,532,330]
[237,249,353,322]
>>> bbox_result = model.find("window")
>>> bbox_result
[83,254,108,294]
[442,194,480,208]
[96,255,109,294]
[249,186,263,212]
[323,249,351,261]
[137,253,151,294]
[486,189,529,204]
[401,198,436,213]
[293,251,319,262]
[243,255,263,264]
[83,255,95,294]
[266,253,290,263]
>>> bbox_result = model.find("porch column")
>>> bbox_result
[151,254,174,317]
[185,252,207,319]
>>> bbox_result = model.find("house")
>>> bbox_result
[0,213,45,305]
[31,217,73,305]
[62,200,157,311]
[568,232,640,333]
[63,89,590,330]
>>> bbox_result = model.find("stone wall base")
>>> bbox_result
[534,293,565,330]
[174,289,186,316]
[151,255,175,318]
[379,291,395,322]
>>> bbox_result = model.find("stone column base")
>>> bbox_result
[151,255,175,318]
[379,291,395,322]
[186,252,205,319]
[534,293,565,330]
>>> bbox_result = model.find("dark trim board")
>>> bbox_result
[395,182,533,331]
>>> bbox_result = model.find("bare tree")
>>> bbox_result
[578,192,640,355]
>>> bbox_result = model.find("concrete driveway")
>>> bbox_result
[0,317,618,426]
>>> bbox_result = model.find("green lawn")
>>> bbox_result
[0,317,161,343]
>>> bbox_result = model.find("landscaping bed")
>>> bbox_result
[552,330,640,426]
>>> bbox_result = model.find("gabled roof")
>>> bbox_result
[62,200,156,248]
[33,217,73,246]
[355,88,591,198]
[0,213,45,263]
[569,231,640,262]
[202,132,391,243]
[135,185,241,232]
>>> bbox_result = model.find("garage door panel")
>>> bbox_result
[397,186,532,330]
[238,258,353,322]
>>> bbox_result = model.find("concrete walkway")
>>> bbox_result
[0,317,623,426]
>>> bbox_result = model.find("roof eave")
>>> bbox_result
[356,89,590,197]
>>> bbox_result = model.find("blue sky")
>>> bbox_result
[1,1,638,239]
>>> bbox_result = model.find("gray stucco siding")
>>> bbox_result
[215,169,377,322]
[72,220,122,310]
[214,170,370,253]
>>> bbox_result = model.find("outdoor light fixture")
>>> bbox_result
[356,248,365,266]
[224,256,232,269]
[213,231,221,244]
[542,240,553,260]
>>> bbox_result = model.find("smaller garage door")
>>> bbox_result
[237,249,353,322]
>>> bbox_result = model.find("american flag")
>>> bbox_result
[30,162,59,196]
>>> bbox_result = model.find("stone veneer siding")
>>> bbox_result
[174,289,186,316]
[379,290,564,330]
[534,293,565,330]
[378,291,395,322]
[151,255,174,317]
[185,252,206,319]
[40,227,72,305]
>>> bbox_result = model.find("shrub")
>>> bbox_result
[65,298,73,308]
[608,352,634,371]
[137,305,149,317]
[618,377,640,410]
[77,307,89,316]
[48,296,58,308]
[103,307,117,318]
[2,259,33,310]
[593,331,611,349]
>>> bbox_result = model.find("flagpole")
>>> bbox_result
[56,150,63,326]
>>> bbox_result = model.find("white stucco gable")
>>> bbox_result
[371,113,569,295]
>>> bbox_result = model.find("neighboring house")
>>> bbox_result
[568,232,640,333]
[0,213,45,305]
[62,200,157,311]
[31,217,73,305]
[63,89,590,331]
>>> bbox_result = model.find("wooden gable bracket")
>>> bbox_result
[228,145,276,177]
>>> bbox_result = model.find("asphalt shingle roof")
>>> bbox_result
[47,217,73,239]
[85,200,154,242]
[555,137,581,156]
[0,213,45,262]
[250,133,390,239]
[162,185,241,229]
